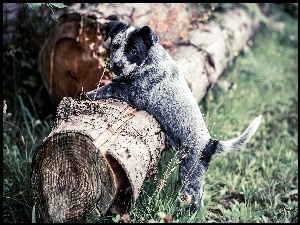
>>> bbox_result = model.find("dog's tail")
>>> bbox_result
[215,115,262,155]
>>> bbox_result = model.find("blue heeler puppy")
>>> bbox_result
[86,21,262,213]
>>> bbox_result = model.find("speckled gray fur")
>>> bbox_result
[87,21,262,213]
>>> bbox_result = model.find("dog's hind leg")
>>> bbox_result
[178,115,262,213]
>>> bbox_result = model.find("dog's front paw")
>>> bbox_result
[112,75,132,84]
[85,89,100,100]
[85,89,97,100]
[112,76,121,83]
[86,86,111,101]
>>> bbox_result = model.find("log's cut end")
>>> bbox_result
[31,97,166,222]
[39,12,112,107]
[30,131,116,223]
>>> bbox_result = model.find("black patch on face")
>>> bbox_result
[125,30,150,66]
[201,139,218,165]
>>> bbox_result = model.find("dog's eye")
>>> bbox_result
[130,48,137,55]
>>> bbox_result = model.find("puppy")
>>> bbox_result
[86,21,262,213]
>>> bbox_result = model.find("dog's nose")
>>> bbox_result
[112,62,123,74]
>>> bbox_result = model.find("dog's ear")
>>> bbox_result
[105,14,119,21]
[104,21,127,41]
[138,26,159,48]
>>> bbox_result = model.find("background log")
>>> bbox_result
[38,12,112,107]
[38,3,264,106]
[70,3,262,102]
[31,97,165,222]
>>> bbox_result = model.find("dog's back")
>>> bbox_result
[123,42,211,148]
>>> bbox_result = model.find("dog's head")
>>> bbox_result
[104,21,159,76]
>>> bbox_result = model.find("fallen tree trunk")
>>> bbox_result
[31,97,165,222]
[72,3,262,102]
[39,3,264,106]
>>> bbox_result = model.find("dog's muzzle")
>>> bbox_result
[110,62,124,75]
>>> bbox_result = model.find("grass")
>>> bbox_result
[3,97,53,223]
[3,3,298,223]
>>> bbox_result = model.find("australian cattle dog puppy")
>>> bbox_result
[87,21,262,213]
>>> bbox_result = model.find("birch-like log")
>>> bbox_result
[31,97,165,222]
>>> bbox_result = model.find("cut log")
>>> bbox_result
[31,131,115,223]
[31,97,165,222]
